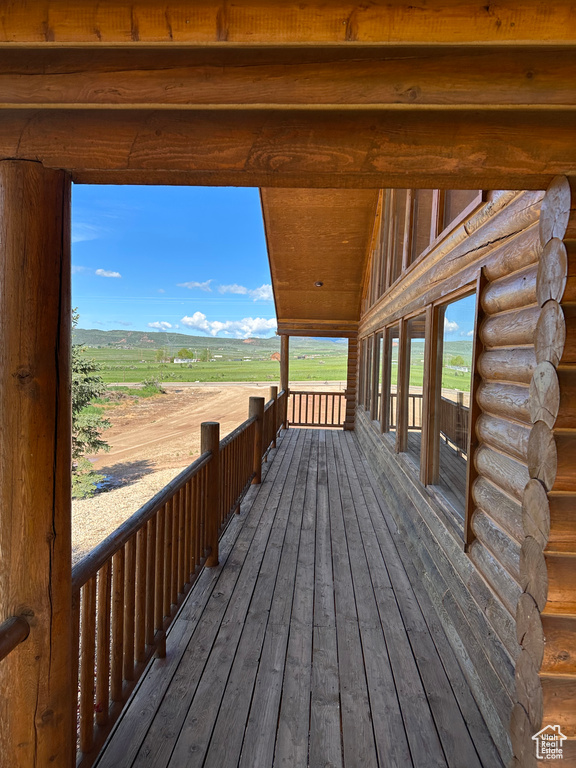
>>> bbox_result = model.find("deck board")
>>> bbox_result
[96,428,503,768]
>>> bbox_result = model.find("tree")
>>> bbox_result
[177,347,193,359]
[155,347,170,362]
[72,310,110,498]
[450,355,466,366]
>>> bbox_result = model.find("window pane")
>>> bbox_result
[410,190,435,263]
[373,333,383,421]
[390,190,408,284]
[365,337,372,411]
[442,190,479,230]
[435,294,476,515]
[383,325,400,433]
[405,314,426,464]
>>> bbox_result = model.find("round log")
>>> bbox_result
[509,702,538,768]
[515,649,544,732]
[482,264,537,315]
[477,347,536,385]
[468,538,521,616]
[539,175,571,245]
[522,479,550,548]
[527,421,557,491]
[472,476,523,542]
[535,300,566,367]
[476,413,530,463]
[529,362,560,428]
[483,224,541,282]
[516,592,545,669]
[476,381,531,425]
[480,306,540,349]
[474,444,530,502]
[471,508,521,581]
[520,536,549,611]
[537,238,568,306]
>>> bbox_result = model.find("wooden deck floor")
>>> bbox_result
[96,429,503,768]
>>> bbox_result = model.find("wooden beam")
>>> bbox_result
[1,47,575,109]
[0,160,73,767]
[0,108,574,189]
[280,335,289,394]
[0,1,574,45]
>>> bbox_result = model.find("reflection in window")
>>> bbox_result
[410,190,435,263]
[434,294,476,515]
[364,337,373,411]
[390,190,408,285]
[405,315,426,464]
[382,325,399,434]
[442,190,480,231]
[373,333,383,421]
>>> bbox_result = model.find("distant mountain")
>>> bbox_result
[72,328,347,354]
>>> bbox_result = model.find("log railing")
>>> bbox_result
[439,394,469,456]
[71,389,286,767]
[0,615,30,663]
[388,392,424,430]
[288,390,346,428]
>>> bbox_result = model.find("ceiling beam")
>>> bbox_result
[0,47,574,109]
[1,108,575,189]
[1,1,574,46]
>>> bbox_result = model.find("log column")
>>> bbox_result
[280,334,289,427]
[0,161,73,767]
[343,334,358,430]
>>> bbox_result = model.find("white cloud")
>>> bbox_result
[148,321,173,331]
[249,284,274,302]
[72,265,88,275]
[218,283,273,301]
[72,223,105,244]
[219,284,248,295]
[96,269,122,278]
[467,329,474,337]
[158,288,165,294]
[177,280,213,292]
[444,318,459,333]
[180,312,277,339]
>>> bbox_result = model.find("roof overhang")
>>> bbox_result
[261,188,379,338]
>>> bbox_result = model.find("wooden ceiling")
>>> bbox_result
[261,189,378,336]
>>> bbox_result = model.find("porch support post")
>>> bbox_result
[0,160,73,767]
[280,334,289,427]
[343,334,358,430]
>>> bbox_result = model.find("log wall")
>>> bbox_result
[355,187,562,764]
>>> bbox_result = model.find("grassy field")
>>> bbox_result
[85,347,349,384]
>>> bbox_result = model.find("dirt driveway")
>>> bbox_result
[90,384,267,482]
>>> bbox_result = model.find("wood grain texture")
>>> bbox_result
[476,381,531,425]
[537,238,568,306]
[4,47,576,108]
[478,347,536,385]
[527,421,557,491]
[529,362,560,428]
[522,479,550,549]
[516,592,544,669]
[539,175,572,245]
[1,2,575,45]
[476,413,530,463]
[480,306,540,349]
[520,536,548,611]
[0,109,573,190]
[535,300,566,366]
[0,160,73,768]
[482,265,538,315]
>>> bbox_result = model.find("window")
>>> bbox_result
[404,314,426,465]
[372,332,383,422]
[441,190,481,232]
[389,190,409,285]
[360,336,373,410]
[410,190,435,263]
[432,294,476,516]
[381,325,400,434]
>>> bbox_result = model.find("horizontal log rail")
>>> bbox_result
[73,389,285,768]
[439,394,469,457]
[0,615,30,663]
[288,390,346,428]
[388,392,424,431]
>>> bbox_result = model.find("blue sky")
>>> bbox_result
[72,185,277,338]
[443,293,476,340]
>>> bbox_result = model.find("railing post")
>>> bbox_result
[269,385,278,448]
[249,396,265,484]
[280,334,290,428]
[202,422,220,568]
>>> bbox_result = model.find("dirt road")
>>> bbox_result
[90,385,266,482]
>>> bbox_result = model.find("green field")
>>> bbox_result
[83,346,348,384]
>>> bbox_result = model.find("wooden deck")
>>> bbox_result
[95,429,503,768]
